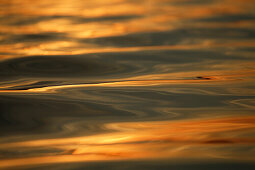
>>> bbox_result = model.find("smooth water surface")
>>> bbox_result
[0,0,255,169]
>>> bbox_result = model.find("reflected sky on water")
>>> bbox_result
[0,0,255,169]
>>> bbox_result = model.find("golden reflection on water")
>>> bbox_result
[0,0,254,58]
[0,0,255,169]
[0,116,255,168]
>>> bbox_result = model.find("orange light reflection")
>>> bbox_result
[0,116,255,168]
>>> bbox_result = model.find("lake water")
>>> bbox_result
[0,0,255,169]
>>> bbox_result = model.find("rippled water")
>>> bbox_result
[0,0,255,169]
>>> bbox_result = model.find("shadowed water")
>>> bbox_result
[0,0,255,169]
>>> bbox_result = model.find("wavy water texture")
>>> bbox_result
[1,116,255,168]
[0,0,255,169]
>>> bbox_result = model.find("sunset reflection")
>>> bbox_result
[0,116,255,168]
[0,0,255,169]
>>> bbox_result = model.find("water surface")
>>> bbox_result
[0,0,255,169]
